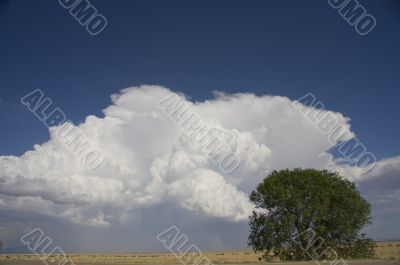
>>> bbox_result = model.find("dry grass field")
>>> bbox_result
[0,242,399,265]
[375,242,400,261]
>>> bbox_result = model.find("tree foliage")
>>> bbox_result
[248,168,375,261]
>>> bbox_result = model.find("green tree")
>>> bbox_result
[248,168,375,261]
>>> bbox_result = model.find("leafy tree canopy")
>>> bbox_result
[248,168,375,261]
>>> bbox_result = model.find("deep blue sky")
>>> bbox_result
[0,0,399,161]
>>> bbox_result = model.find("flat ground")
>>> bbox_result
[0,260,398,265]
[1,242,399,265]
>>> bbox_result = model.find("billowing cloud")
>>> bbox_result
[0,85,398,239]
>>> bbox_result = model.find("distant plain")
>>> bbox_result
[1,241,399,265]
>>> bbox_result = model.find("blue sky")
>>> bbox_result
[0,0,399,252]
[1,0,399,158]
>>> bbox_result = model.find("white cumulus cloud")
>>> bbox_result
[0,85,398,232]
